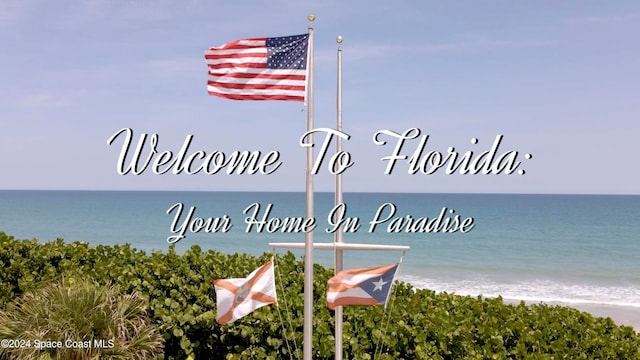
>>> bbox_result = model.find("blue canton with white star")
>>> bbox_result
[266,34,309,70]
[358,264,399,303]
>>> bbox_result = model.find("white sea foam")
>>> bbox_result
[400,275,640,309]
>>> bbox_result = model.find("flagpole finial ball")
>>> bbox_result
[336,35,343,44]
[308,15,316,22]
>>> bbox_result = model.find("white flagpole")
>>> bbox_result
[303,15,315,360]
[334,35,344,360]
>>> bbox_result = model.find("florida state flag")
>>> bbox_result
[213,261,277,324]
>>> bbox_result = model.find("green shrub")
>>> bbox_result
[1,231,639,359]
[0,277,163,360]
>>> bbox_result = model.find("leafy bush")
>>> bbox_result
[0,277,163,360]
[1,231,639,359]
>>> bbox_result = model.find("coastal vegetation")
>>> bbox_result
[1,231,639,359]
[0,278,163,359]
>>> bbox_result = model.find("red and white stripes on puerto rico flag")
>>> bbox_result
[327,263,399,310]
[205,34,309,101]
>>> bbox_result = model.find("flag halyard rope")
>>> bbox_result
[373,252,406,360]
[273,251,300,360]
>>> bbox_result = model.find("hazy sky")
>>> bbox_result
[1,0,638,194]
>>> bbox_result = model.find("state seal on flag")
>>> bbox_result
[236,283,250,303]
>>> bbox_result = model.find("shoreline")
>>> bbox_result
[404,277,639,332]
[538,302,639,332]
[500,298,639,332]
[402,274,640,332]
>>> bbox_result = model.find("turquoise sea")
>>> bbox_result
[1,190,639,328]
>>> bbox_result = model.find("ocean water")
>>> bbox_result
[1,190,639,328]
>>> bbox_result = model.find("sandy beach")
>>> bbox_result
[503,299,639,332]
[566,303,639,332]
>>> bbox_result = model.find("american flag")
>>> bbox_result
[205,34,309,101]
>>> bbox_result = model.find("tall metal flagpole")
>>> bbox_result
[268,20,409,360]
[303,14,315,360]
[334,35,344,360]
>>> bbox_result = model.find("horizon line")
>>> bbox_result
[1,188,638,197]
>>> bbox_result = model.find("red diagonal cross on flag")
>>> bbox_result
[213,261,277,324]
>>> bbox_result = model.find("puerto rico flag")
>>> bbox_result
[327,263,399,310]
[213,261,277,324]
